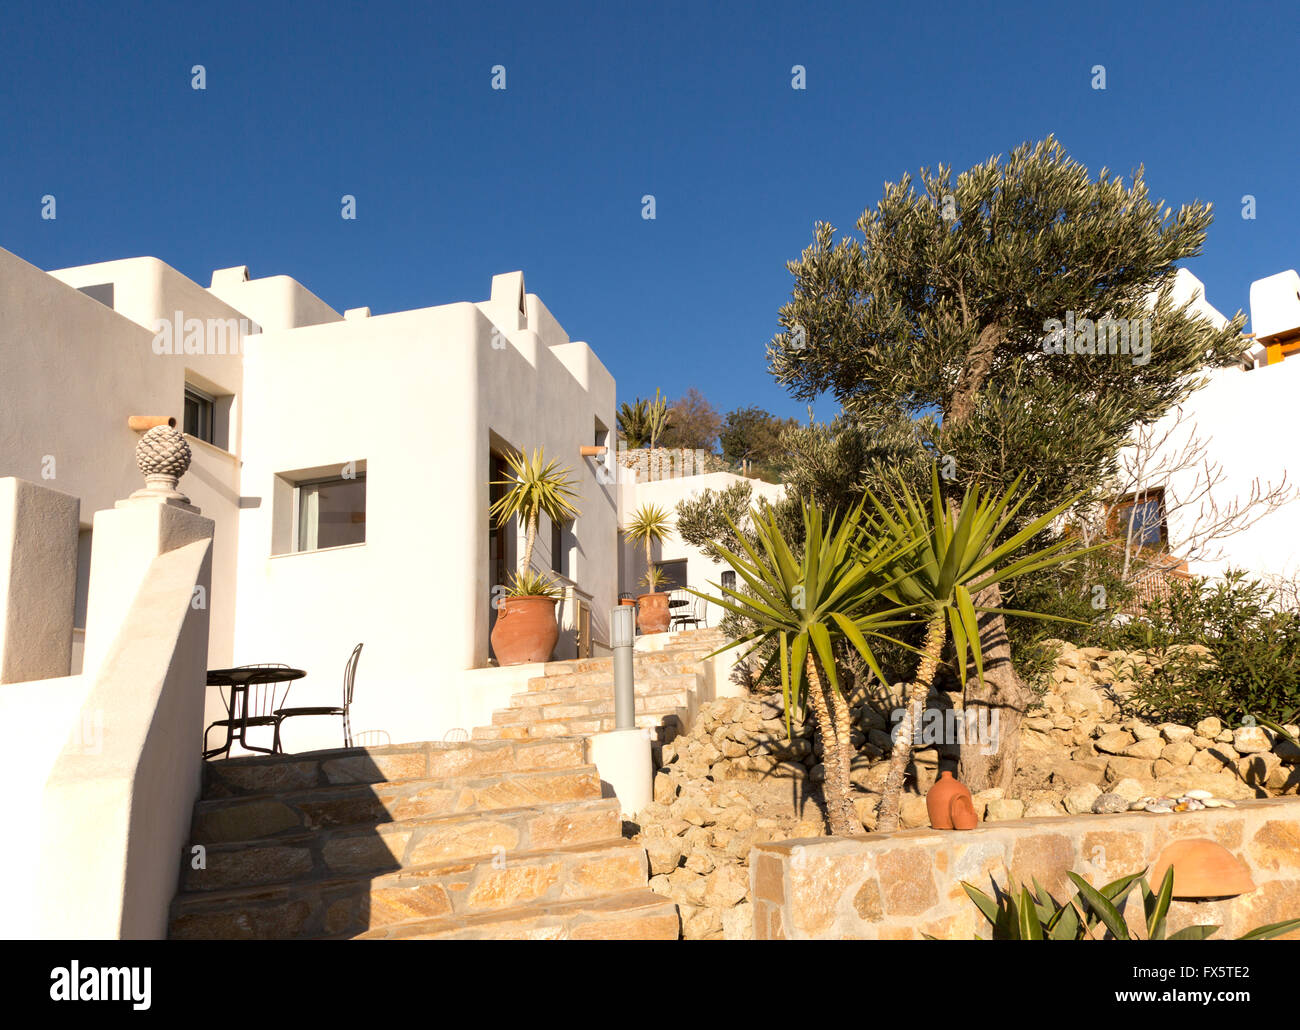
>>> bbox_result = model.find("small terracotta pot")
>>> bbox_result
[636,591,670,633]
[926,770,975,830]
[490,595,559,666]
[618,598,637,607]
[950,793,978,831]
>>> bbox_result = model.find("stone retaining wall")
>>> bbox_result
[750,798,1300,940]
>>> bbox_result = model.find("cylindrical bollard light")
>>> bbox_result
[611,604,636,730]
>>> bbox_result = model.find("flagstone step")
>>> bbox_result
[471,710,688,743]
[353,887,680,940]
[191,765,604,843]
[170,839,651,940]
[511,677,697,708]
[526,665,703,691]
[493,688,694,725]
[183,797,622,892]
[202,737,587,799]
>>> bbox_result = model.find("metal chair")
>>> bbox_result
[671,587,706,630]
[204,663,296,758]
[276,643,362,748]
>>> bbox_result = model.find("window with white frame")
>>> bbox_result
[295,473,366,551]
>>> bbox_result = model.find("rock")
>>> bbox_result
[1094,730,1136,755]
[1063,783,1103,814]
[1189,734,1215,750]
[792,818,825,838]
[643,837,684,877]
[684,850,716,876]
[1132,723,1160,742]
[1160,723,1194,743]
[653,772,678,805]
[1024,799,1064,818]
[1106,756,1154,783]
[1233,726,1272,755]
[1160,741,1197,767]
[722,900,753,941]
[986,798,1025,821]
[1277,735,1300,764]
[899,794,931,829]
[1110,778,1148,802]
[1092,792,1130,814]
[1237,752,1281,788]
[1119,737,1165,760]
[704,864,749,908]
[1215,729,1235,744]
[648,874,672,896]
[1195,716,1223,739]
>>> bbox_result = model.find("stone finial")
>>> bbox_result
[122,424,198,510]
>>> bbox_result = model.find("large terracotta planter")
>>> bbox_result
[926,770,977,830]
[637,591,670,634]
[490,595,559,666]
[1149,838,1256,898]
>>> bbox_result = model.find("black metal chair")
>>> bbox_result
[670,587,706,630]
[204,663,296,758]
[276,643,362,748]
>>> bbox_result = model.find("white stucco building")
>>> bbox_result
[1113,268,1300,586]
[0,245,620,752]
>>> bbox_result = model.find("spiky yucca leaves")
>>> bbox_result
[506,569,563,599]
[958,868,1300,941]
[868,466,1099,833]
[625,503,674,594]
[617,389,670,449]
[691,499,921,836]
[490,449,581,587]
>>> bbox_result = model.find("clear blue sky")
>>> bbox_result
[2,0,1296,424]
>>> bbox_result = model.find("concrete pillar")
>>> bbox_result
[0,478,80,683]
[589,727,652,817]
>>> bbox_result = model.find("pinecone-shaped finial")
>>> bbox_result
[125,424,196,509]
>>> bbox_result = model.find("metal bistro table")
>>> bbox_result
[204,665,307,759]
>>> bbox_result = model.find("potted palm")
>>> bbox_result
[625,503,673,633]
[489,448,582,666]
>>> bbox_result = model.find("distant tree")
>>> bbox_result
[718,406,800,477]
[660,387,722,451]
[766,136,1249,791]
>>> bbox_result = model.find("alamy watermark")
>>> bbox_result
[151,312,259,356]
[1042,311,1152,366]
[890,702,1000,756]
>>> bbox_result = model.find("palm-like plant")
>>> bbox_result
[866,466,1099,832]
[625,503,674,594]
[617,389,670,449]
[489,448,581,595]
[692,499,921,835]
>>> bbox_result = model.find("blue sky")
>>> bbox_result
[2,0,1297,425]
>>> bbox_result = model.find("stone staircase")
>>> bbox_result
[168,737,679,940]
[472,627,732,752]
[168,628,730,940]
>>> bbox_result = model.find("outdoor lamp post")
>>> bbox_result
[611,604,636,730]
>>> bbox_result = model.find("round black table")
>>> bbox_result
[205,666,306,759]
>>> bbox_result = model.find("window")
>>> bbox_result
[656,559,689,591]
[1112,489,1167,549]
[551,517,569,576]
[296,474,366,551]
[720,570,736,593]
[184,386,215,444]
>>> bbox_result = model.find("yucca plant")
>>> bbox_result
[691,499,922,835]
[641,564,668,592]
[509,568,563,600]
[958,868,1300,941]
[625,503,674,593]
[490,448,581,596]
[867,465,1100,832]
[617,389,670,449]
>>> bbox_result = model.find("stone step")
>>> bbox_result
[493,690,693,726]
[353,887,681,940]
[191,766,603,843]
[541,650,699,676]
[472,710,688,743]
[201,738,587,800]
[170,839,652,940]
[510,680,695,710]
[183,797,622,892]
[528,662,704,690]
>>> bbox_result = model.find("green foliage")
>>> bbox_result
[641,564,668,592]
[617,389,669,449]
[505,569,562,599]
[1109,572,1300,726]
[624,503,674,551]
[691,498,920,737]
[489,448,582,576]
[958,868,1300,941]
[675,482,756,564]
[718,406,800,480]
[767,135,1248,528]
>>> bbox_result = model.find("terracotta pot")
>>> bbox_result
[637,591,670,634]
[490,595,559,666]
[926,770,975,830]
[1149,838,1256,899]
[950,793,978,831]
[618,597,637,606]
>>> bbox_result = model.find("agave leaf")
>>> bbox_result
[1235,918,1300,941]
[1068,872,1131,939]
[1167,924,1221,940]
